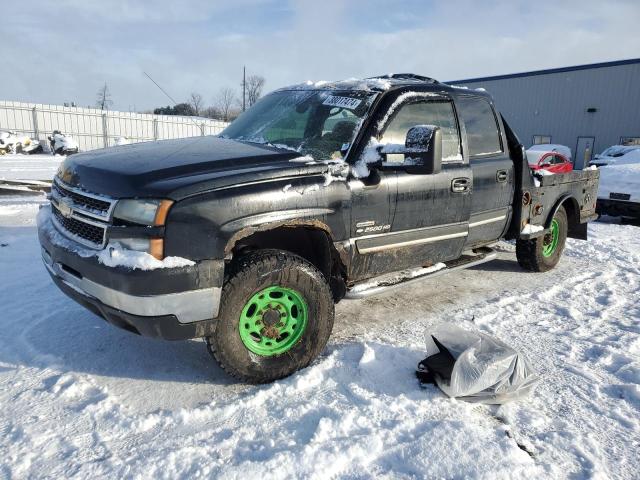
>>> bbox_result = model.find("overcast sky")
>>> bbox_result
[3,0,639,111]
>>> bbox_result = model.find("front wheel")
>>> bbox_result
[516,206,568,272]
[207,250,334,383]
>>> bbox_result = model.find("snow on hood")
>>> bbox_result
[596,148,640,166]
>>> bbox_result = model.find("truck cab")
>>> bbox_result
[38,74,599,383]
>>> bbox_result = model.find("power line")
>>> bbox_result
[143,71,205,135]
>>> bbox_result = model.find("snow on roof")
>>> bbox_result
[281,74,442,93]
[527,144,572,159]
[281,78,391,93]
[278,75,495,100]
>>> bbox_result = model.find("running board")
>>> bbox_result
[345,247,497,299]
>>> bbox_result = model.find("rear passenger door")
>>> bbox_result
[455,95,514,247]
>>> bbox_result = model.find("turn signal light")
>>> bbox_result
[154,200,174,226]
[150,238,164,260]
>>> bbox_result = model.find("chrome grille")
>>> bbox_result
[51,178,116,221]
[49,176,114,248]
[52,205,106,247]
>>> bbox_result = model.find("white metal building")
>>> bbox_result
[449,58,640,169]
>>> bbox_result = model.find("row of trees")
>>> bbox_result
[95,74,266,122]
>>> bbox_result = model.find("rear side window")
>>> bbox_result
[380,100,462,162]
[457,97,502,157]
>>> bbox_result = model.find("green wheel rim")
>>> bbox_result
[238,286,308,356]
[542,218,560,257]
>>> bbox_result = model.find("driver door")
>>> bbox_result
[350,95,472,278]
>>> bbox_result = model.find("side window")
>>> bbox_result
[380,100,462,162]
[456,97,502,157]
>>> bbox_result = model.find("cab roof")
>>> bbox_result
[279,74,492,97]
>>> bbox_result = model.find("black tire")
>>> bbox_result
[206,249,334,384]
[516,206,568,272]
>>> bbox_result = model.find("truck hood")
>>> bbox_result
[57,136,314,199]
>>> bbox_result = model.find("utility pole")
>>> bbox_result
[242,66,246,112]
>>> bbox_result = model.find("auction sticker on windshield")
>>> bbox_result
[322,96,362,110]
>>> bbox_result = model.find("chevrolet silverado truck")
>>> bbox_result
[38,74,599,383]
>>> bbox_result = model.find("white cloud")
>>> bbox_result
[1,0,638,111]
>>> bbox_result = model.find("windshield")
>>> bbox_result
[221,89,378,161]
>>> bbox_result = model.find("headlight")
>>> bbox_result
[113,199,173,225]
[110,238,164,260]
[116,237,151,252]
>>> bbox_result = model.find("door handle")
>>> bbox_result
[496,170,508,183]
[451,177,470,193]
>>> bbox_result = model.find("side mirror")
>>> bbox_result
[405,125,442,174]
[379,125,442,174]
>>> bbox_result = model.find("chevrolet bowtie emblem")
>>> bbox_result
[57,201,73,218]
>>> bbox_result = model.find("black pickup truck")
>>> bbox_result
[38,74,599,383]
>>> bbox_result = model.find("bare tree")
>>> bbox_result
[96,83,113,110]
[215,87,237,122]
[189,92,203,116]
[202,106,221,119]
[246,75,265,107]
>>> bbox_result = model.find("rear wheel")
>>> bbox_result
[516,206,568,272]
[207,249,334,383]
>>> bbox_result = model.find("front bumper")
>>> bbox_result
[38,207,224,340]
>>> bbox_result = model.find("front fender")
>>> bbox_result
[163,174,351,261]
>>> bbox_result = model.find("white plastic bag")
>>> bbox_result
[422,324,539,404]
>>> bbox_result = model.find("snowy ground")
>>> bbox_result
[1,199,638,479]
[0,153,62,182]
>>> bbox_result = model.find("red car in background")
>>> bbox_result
[526,147,574,174]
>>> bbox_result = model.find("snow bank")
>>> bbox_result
[2,202,639,479]
[37,206,194,270]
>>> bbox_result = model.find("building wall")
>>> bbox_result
[452,61,640,166]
